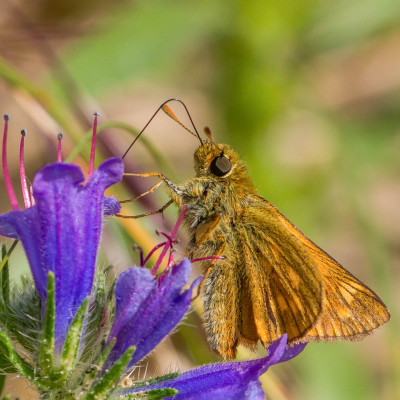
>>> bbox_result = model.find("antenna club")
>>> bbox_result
[94,111,100,116]
[3,114,10,121]
[57,132,63,140]
[21,129,27,137]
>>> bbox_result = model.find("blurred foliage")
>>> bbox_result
[0,0,399,399]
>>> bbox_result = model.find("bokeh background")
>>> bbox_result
[0,1,399,399]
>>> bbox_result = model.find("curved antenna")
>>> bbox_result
[122,98,203,159]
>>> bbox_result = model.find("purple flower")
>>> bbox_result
[122,333,306,399]
[0,157,124,349]
[105,258,201,369]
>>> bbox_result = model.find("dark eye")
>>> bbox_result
[210,155,231,176]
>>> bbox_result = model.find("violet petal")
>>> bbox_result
[105,259,198,368]
[123,334,306,400]
[0,157,123,348]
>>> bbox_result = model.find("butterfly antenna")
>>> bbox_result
[204,126,213,140]
[162,105,199,140]
[122,98,203,159]
[204,126,223,154]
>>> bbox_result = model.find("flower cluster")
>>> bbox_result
[0,115,305,399]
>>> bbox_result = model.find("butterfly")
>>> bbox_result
[160,140,390,359]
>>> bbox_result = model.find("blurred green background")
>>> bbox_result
[0,0,399,399]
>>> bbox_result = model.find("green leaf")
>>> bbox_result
[0,331,34,381]
[61,297,89,377]
[38,272,55,374]
[84,346,135,400]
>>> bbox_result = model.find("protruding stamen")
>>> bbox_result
[165,250,175,271]
[2,115,19,210]
[151,205,186,275]
[88,112,100,178]
[57,133,63,162]
[30,185,36,206]
[19,129,31,208]
[142,241,168,267]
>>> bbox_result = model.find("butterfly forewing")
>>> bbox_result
[243,195,390,345]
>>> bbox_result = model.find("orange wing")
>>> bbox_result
[240,195,389,346]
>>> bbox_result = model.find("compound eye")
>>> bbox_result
[210,155,231,176]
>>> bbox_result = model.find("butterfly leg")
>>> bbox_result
[120,181,163,204]
[116,200,173,219]
[124,172,183,200]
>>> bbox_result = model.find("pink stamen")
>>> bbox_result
[88,112,99,178]
[57,133,63,162]
[151,205,186,275]
[157,231,174,243]
[2,115,19,210]
[142,241,168,267]
[30,185,36,206]
[19,129,31,208]
[166,250,175,271]
[191,256,226,263]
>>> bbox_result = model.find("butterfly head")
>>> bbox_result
[193,141,249,182]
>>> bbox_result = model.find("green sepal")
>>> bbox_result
[84,346,135,400]
[77,338,116,392]
[145,388,178,400]
[80,273,107,363]
[121,388,178,400]
[38,272,55,374]
[131,372,179,389]
[61,297,89,377]
[0,331,34,381]
[94,338,116,373]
